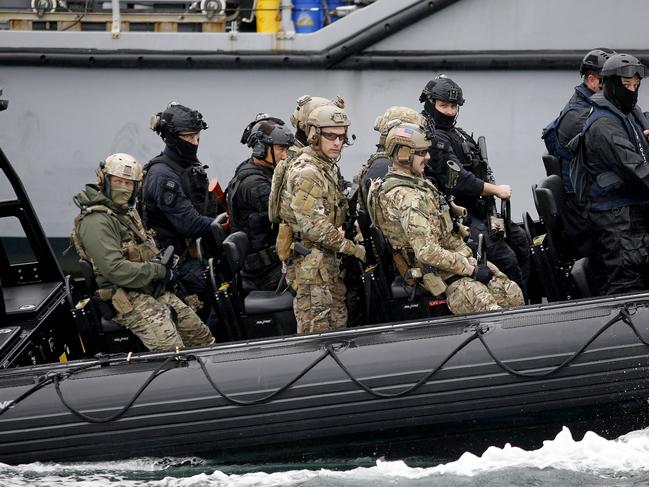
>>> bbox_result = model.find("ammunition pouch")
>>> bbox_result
[276,223,293,262]
[487,213,506,240]
[111,287,134,315]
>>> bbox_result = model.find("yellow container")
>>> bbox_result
[256,0,281,33]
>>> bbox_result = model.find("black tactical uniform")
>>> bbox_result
[421,77,530,295]
[572,54,649,295]
[142,103,220,320]
[226,117,294,291]
[544,48,617,259]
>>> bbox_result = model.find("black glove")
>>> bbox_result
[472,264,493,285]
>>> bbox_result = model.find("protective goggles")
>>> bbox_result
[610,64,649,79]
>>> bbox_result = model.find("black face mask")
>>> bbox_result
[604,76,639,114]
[166,134,199,162]
[431,105,456,129]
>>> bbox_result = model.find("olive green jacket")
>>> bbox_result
[73,185,166,293]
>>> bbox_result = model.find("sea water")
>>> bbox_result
[2,426,649,486]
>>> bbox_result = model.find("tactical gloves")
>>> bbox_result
[471,264,493,285]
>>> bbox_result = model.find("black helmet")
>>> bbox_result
[247,120,295,159]
[240,113,285,145]
[600,53,649,79]
[419,76,465,106]
[580,48,617,76]
[151,102,208,140]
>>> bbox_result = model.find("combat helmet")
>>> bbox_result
[305,104,351,145]
[419,76,465,106]
[384,122,431,166]
[290,95,345,133]
[600,53,649,79]
[96,153,143,205]
[373,106,427,147]
[246,119,295,161]
[580,48,617,76]
[150,102,208,140]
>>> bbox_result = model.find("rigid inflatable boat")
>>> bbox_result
[1,146,649,465]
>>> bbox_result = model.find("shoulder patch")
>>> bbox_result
[436,142,445,149]
[164,180,178,190]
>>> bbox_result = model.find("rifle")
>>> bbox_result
[476,233,487,265]
[152,245,176,298]
[445,160,470,239]
[477,136,506,240]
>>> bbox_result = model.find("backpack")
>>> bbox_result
[542,112,575,162]
[268,148,301,224]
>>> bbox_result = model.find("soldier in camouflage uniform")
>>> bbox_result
[276,105,366,333]
[72,154,214,351]
[367,122,523,315]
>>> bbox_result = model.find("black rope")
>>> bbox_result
[477,307,630,378]
[53,355,178,423]
[326,331,480,399]
[0,359,107,417]
[192,347,331,406]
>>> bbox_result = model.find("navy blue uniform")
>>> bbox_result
[143,146,219,321]
[576,93,649,295]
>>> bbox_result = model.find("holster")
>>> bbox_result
[276,223,293,262]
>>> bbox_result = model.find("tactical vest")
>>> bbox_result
[71,205,158,273]
[446,127,494,183]
[367,172,450,296]
[226,159,279,273]
[571,104,649,211]
[142,154,218,246]
[279,148,348,235]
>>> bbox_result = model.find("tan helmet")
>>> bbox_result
[384,122,431,165]
[290,95,345,132]
[373,106,426,147]
[97,153,143,191]
[306,104,351,145]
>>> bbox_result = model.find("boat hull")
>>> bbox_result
[1,294,649,464]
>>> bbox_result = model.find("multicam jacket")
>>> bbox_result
[368,169,474,279]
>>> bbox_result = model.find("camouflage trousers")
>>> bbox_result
[285,249,347,334]
[445,262,524,315]
[115,291,215,352]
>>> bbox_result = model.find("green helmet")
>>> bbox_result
[306,104,351,145]
[384,122,431,165]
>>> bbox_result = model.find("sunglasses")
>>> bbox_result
[321,132,347,142]
[413,149,429,157]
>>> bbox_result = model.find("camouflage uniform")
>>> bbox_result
[368,169,523,314]
[73,185,214,351]
[278,146,350,333]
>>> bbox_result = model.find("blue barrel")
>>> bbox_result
[292,0,323,33]
[326,0,344,22]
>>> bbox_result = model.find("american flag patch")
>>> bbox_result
[395,127,413,138]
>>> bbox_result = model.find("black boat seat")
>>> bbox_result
[245,290,293,314]
[222,231,249,276]
[570,257,593,299]
[78,259,125,332]
[542,153,561,178]
[391,277,428,300]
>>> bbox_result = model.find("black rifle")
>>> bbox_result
[477,136,506,241]
[152,245,176,298]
